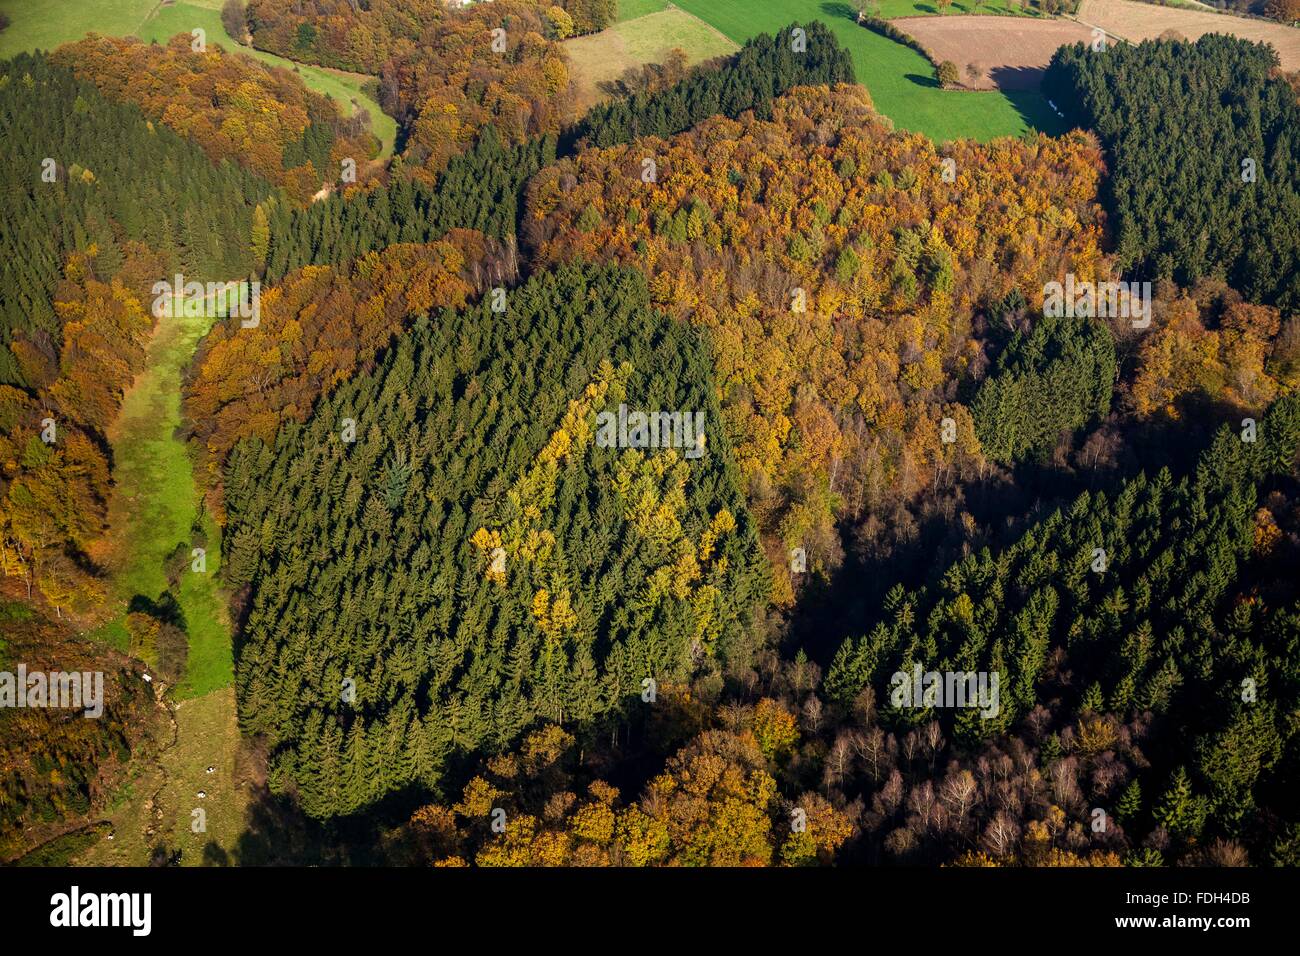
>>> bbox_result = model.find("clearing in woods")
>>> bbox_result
[1076,0,1300,69]
[90,294,233,702]
[76,686,250,866]
[565,6,739,114]
[78,293,247,866]
[672,0,1063,141]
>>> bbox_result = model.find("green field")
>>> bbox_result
[0,0,396,159]
[613,8,737,61]
[92,297,233,700]
[874,0,1047,17]
[673,0,1062,141]
[0,0,155,57]
[617,0,672,21]
[566,7,738,111]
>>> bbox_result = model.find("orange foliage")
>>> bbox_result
[0,247,159,615]
[52,35,377,203]
[1130,284,1293,419]
[185,232,508,500]
[526,85,1108,556]
[378,1,575,180]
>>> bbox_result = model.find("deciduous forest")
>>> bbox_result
[1,0,1298,880]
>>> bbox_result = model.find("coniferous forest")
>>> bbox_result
[2,0,1300,906]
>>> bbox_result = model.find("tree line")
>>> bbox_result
[241,0,614,74]
[571,22,855,148]
[263,24,856,284]
[262,129,553,284]
[1044,34,1300,315]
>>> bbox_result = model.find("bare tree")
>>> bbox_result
[824,732,855,790]
[940,768,979,820]
[802,694,825,735]
[854,726,889,783]
[982,811,1021,858]
[906,780,938,833]
[922,720,945,770]
[902,728,921,766]
[874,769,905,817]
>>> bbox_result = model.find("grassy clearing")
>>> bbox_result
[158,687,249,866]
[566,7,738,112]
[617,0,672,21]
[0,0,155,58]
[70,293,248,864]
[672,0,1062,141]
[77,687,249,866]
[614,7,738,61]
[98,297,232,700]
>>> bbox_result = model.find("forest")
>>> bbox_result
[52,33,379,202]
[185,232,513,495]
[243,0,615,74]
[259,22,851,284]
[1044,34,1300,314]
[0,52,272,622]
[0,599,160,860]
[526,83,1110,601]
[223,264,768,817]
[0,1,1298,872]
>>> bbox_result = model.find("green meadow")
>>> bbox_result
[874,0,1047,17]
[0,0,156,57]
[617,0,673,22]
[92,295,233,700]
[671,0,1062,141]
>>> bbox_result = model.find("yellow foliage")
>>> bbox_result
[752,698,799,760]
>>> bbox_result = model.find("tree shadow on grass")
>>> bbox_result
[988,64,1046,91]
[906,71,940,88]
[1002,88,1069,136]
[820,1,859,20]
[128,590,186,630]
